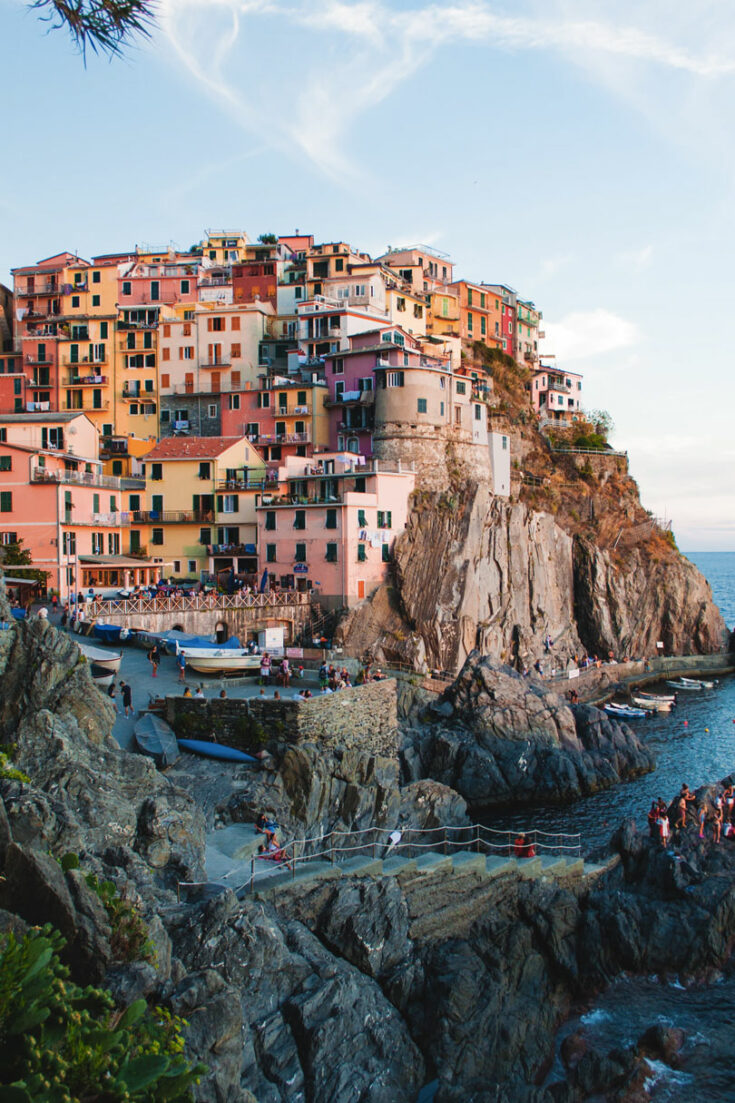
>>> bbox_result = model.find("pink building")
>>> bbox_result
[530,363,583,425]
[255,452,414,608]
[322,326,451,456]
[0,412,161,599]
[118,257,200,308]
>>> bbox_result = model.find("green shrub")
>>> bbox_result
[0,925,205,1102]
[0,751,29,784]
[85,874,155,964]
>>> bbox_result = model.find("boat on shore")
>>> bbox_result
[91,667,114,690]
[666,677,716,691]
[604,702,648,719]
[77,641,122,674]
[134,713,180,768]
[177,738,258,764]
[178,647,262,674]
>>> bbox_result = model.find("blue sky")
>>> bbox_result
[1,0,733,549]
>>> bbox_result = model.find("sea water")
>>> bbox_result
[541,552,735,1100]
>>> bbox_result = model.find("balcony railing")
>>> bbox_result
[100,438,128,455]
[214,479,268,491]
[253,430,310,445]
[130,509,215,524]
[206,543,255,556]
[65,374,108,386]
[18,284,58,297]
[61,356,107,367]
[31,467,122,490]
[200,359,231,369]
[24,355,53,365]
[64,400,111,411]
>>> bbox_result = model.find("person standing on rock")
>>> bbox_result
[699,804,708,839]
[658,811,670,848]
[713,805,723,843]
[544,634,553,653]
[120,680,133,718]
[675,795,688,832]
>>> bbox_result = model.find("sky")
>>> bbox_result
[1,0,733,550]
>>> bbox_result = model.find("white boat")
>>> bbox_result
[91,670,115,690]
[637,691,676,704]
[604,702,648,719]
[77,641,122,674]
[178,647,262,674]
[666,677,716,691]
[632,696,673,713]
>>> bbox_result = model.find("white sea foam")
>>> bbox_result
[643,1058,693,1091]
[580,1008,610,1025]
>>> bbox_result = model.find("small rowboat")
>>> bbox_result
[77,641,122,674]
[177,738,258,764]
[632,696,673,712]
[666,678,716,691]
[178,647,262,675]
[637,691,676,704]
[604,703,648,719]
[134,713,180,768]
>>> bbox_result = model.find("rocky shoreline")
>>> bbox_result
[3,614,735,1100]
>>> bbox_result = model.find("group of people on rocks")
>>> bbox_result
[647,782,735,846]
[254,812,292,869]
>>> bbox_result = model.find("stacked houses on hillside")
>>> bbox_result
[0,230,582,607]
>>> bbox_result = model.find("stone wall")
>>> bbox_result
[165,678,398,757]
[95,603,311,643]
[372,424,491,490]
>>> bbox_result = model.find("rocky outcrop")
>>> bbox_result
[574,535,728,658]
[338,480,729,675]
[401,654,655,809]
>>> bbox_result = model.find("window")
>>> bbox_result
[335,258,344,271]
[396,297,406,311]
[265,510,276,531]
[294,542,306,562]
[151,494,163,514]
[62,532,76,554]
[108,533,120,555]
[467,288,473,306]
[91,533,103,554]
[325,543,338,562]
[467,312,473,332]
[386,371,404,387]
[258,392,271,408]
[382,543,391,563]
[417,398,427,413]
[357,509,367,528]
[71,296,80,308]
[502,436,508,450]
[481,316,486,336]
[92,493,100,514]
[187,560,197,573]
[129,494,140,511]
[91,294,100,307]
[331,357,344,375]
[413,304,423,318]
[100,322,108,339]
[150,281,160,300]
[455,381,466,394]
[152,528,164,545]
[220,495,238,513]
[0,491,11,512]
[326,508,337,529]
[231,316,240,331]
[294,510,306,530]
[198,462,211,480]
[266,543,276,562]
[357,543,367,563]
[455,406,462,425]
[151,463,163,480]
[377,511,392,528]
[208,316,225,332]
[0,532,17,545]
[180,279,190,294]
[474,404,482,421]
[122,281,131,296]
[0,456,11,471]
[228,394,240,410]
[92,271,100,284]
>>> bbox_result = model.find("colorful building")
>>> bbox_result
[256,451,415,608]
[515,299,542,367]
[530,363,583,425]
[220,376,329,467]
[139,436,266,580]
[0,411,159,598]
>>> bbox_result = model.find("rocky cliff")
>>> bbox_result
[401,654,655,810]
[338,477,728,675]
[3,614,735,1101]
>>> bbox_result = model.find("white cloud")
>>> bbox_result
[541,308,639,362]
[158,0,735,178]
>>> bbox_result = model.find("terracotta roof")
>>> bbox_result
[142,436,245,461]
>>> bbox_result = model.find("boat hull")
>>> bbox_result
[78,641,122,674]
[180,648,262,674]
[134,714,180,768]
[177,738,258,764]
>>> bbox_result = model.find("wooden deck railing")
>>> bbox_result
[88,591,312,617]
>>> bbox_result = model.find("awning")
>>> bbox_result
[78,555,166,568]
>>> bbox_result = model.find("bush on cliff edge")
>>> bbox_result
[0,924,205,1102]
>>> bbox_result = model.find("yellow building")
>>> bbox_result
[198,230,250,265]
[57,259,121,432]
[139,436,266,580]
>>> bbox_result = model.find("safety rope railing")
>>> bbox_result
[176,821,582,901]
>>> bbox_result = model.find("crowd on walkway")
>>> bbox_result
[647,782,735,847]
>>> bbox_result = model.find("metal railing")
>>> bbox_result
[31,467,122,490]
[88,590,311,615]
[178,821,583,898]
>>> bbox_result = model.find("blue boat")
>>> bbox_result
[94,623,123,644]
[604,703,647,719]
[177,738,258,764]
[134,713,180,768]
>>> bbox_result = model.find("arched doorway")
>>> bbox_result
[215,621,228,644]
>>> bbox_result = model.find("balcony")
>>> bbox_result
[118,320,158,330]
[200,359,231,369]
[24,354,53,366]
[206,543,255,557]
[65,373,108,387]
[18,283,59,297]
[338,421,371,432]
[131,509,215,524]
[121,387,154,400]
[215,479,268,492]
[62,354,107,367]
[100,437,128,456]
[255,430,311,445]
[64,400,111,412]
[31,467,122,490]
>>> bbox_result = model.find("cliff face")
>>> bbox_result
[339,479,728,674]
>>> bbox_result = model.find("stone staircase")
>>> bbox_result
[196,823,611,903]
